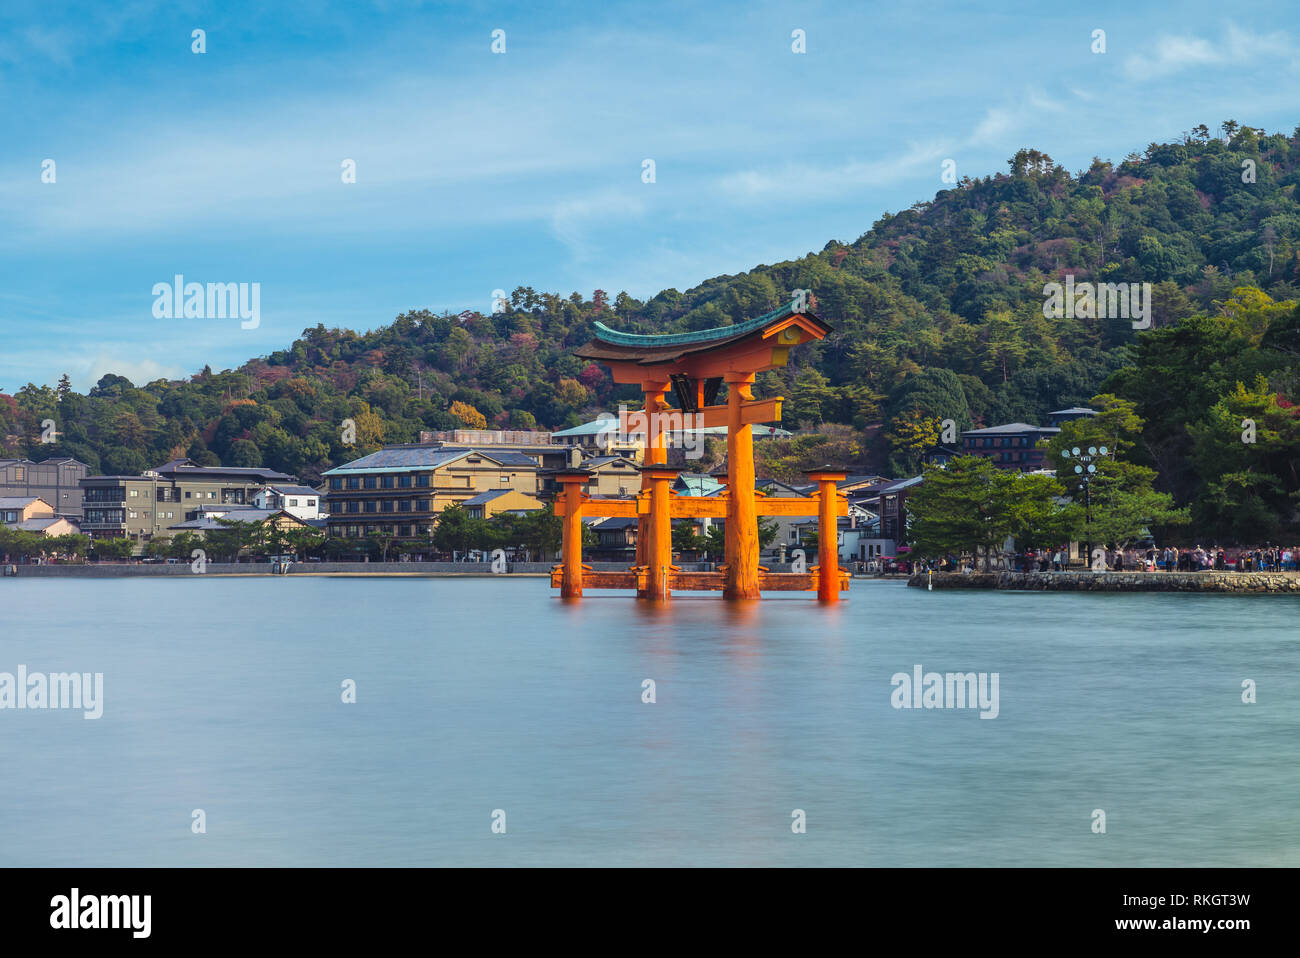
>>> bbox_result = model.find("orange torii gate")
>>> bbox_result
[550,299,849,601]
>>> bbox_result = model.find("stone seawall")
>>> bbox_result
[4,560,738,578]
[907,571,1300,593]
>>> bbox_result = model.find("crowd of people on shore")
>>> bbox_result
[1017,545,1299,572]
[910,545,1300,574]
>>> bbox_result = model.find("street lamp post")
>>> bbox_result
[1060,444,1110,570]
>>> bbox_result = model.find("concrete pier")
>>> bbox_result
[908,571,1300,593]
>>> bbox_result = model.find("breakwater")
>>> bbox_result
[4,560,806,578]
[908,570,1300,593]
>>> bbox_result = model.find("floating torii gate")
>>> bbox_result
[550,299,849,602]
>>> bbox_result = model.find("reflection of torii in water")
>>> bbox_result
[549,299,850,602]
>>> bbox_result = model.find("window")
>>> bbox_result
[416,500,430,511]
[346,525,359,538]
[330,478,342,490]
[399,500,412,512]
[381,501,395,513]
[289,499,299,506]
[307,499,316,507]
[185,491,192,499]
[128,510,137,519]
[364,501,377,513]
[399,526,412,538]
[13,467,23,481]
[416,475,429,487]
[381,476,394,489]
[347,502,360,513]
[347,477,360,490]
[364,477,377,489]
[129,489,138,497]
[398,475,412,488]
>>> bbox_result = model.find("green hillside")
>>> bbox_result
[3,120,1299,537]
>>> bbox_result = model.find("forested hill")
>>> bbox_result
[3,120,1299,489]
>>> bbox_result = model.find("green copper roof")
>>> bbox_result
[590,298,806,347]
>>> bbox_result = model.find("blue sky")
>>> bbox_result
[2,0,1298,391]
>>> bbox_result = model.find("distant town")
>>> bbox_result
[0,407,1099,571]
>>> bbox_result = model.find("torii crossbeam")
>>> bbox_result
[550,299,849,602]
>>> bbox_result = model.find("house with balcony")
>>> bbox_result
[321,445,540,541]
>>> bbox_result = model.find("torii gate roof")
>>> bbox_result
[574,299,831,367]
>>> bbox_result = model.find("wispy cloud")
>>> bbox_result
[717,140,952,201]
[1124,24,1292,81]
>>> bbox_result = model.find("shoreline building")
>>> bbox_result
[322,445,541,541]
[0,457,88,517]
[252,484,324,520]
[79,459,296,550]
[0,496,80,537]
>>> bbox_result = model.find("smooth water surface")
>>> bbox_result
[1,576,1296,866]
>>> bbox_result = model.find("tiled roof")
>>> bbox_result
[16,517,65,531]
[961,422,1060,436]
[462,489,513,506]
[0,496,43,508]
[267,484,321,496]
[323,446,536,475]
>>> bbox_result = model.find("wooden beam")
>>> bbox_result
[550,568,850,593]
[553,496,639,518]
[693,397,782,429]
[554,492,845,520]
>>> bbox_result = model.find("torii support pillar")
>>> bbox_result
[724,372,761,599]
[555,471,590,598]
[635,380,671,568]
[807,469,847,603]
[640,466,677,601]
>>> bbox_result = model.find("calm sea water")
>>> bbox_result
[1,576,1296,866]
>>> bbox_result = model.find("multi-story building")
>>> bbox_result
[79,459,296,547]
[0,457,88,517]
[960,423,1060,471]
[321,445,540,540]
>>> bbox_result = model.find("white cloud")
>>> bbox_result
[1124,24,1292,81]
[81,356,188,392]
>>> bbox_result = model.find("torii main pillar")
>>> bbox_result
[724,372,760,599]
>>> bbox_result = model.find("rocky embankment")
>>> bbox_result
[907,571,1300,592]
